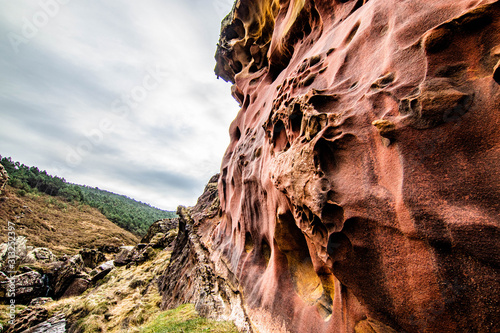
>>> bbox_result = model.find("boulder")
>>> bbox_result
[52,255,87,298]
[113,246,135,266]
[0,270,45,304]
[130,246,156,264]
[141,218,178,243]
[97,245,120,254]
[90,260,114,283]
[0,236,28,271]
[61,277,90,298]
[79,248,106,269]
[0,163,8,195]
[25,248,56,264]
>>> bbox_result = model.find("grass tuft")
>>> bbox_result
[139,304,239,333]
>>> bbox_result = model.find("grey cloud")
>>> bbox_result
[1,99,72,133]
[0,0,237,209]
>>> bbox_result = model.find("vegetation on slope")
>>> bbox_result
[0,185,138,256]
[0,156,176,236]
[20,249,238,332]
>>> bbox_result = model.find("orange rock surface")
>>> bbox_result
[213,0,500,331]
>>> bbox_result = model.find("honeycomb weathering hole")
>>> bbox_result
[261,238,271,265]
[321,203,345,233]
[272,119,289,152]
[275,210,333,316]
[245,232,254,253]
[308,94,338,113]
[344,21,361,45]
[327,232,352,262]
[290,112,303,137]
[314,138,337,175]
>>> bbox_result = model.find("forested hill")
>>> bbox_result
[77,186,176,235]
[0,155,176,235]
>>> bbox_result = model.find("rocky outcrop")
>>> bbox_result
[141,218,178,244]
[5,306,49,333]
[90,260,114,283]
[26,248,56,265]
[0,270,45,304]
[79,248,105,269]
[113,244,154,266]
[5,305,65,333]
[0,236,28,271]
[22,312,66,333]
[211,0,500,332]
[158,176,252,332]
[0,240,55,270]
[52,254,88,298]
[0,251,97,304]
[0,163,8,195]
[114,224,178,267]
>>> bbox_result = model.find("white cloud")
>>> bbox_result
[0,0,238,210]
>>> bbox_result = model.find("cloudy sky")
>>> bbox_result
[0,0,239,210]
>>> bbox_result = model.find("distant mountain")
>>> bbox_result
[0,155,176,236]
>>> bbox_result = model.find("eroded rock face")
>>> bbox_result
[214,0,500,332]
[159,176,252,332]
[79,248,105,269]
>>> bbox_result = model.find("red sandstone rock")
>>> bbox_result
[213,0,500,332]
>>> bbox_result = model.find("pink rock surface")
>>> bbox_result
[214,0,500,331]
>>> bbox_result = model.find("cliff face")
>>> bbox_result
[213,0,500,332]
[158,175,253,332]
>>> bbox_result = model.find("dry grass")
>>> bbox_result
[37,248,238,332]
[0,188,239,332]
[43,248,172,332]
[0,304,27,328]
[0,186,138,256]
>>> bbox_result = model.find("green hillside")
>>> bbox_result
[0,155,176,236]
